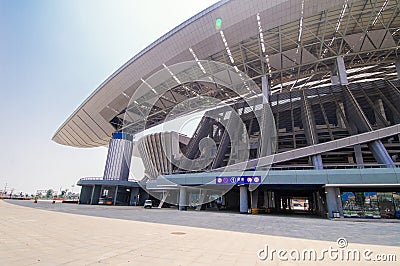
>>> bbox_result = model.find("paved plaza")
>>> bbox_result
[7,199,400,246]
[1,200,399,265]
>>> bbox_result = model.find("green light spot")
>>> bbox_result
[215,18,222,30]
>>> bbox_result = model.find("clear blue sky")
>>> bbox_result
[0,0,219,194]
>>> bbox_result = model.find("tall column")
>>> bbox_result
[89,185,95,205]
[269,191,275,208]
[312,155,324,169]
[331,56,348,85]
[130,187,139,206]
[262,76,269,104]
[275,193,281,211]
[239,186,248,214]
[103,132,134,181]
[79,186,93,204]
[343,86,395,167]
[179,187,187,211]
[301,89,323,169]
[250,190,258,209]
[316,191,326,216]
[368,141,395,167]
[336,188,344,215]
[263,190,269,208]
[336,101,346,128]
[113,186,118,206]
[90,185,101,205]
[374,99,388,127]
[325,187,343,218]
[312,192,317,213]
[353,144,364,167]
[336,56,348,85]
[256,76,275,164]
[339,101,364,166]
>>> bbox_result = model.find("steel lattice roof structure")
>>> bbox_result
[53,0,400,148]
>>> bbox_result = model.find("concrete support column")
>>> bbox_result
[221,194,226,207]
[282,196,288,211]
[79,186,93,205]
[89,185,95,205]
[250,190,258,209]
[336,56,348,85]
[239,186,248,214]
[113,186,118,206]
[275,194,281,211]
[312,155,324,170]
[331,56,348,85]
[375,99,388,126]
[301,89,323,169]
[130,187,139,206]
[316,191,325,216]
[262,76,269,104]
[179,187,187,211]
[90,185,101,205]
[269,192,275,208]
[325,187,343,218]
[336,101,346,128]
[312,193,317,213]
[347,120,365,167]
[368,141,395,167]
[336,188,344,216]
[354,144,364,167]
[263,190,268,208]
[343,86,395,167]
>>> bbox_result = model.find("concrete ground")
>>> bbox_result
[1,200,399,265]
[7,199,400,246]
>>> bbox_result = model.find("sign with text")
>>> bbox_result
[216,176,261,185]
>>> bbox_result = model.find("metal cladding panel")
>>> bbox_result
[69,118,98,146]
[360,168,398,184]
[63,125,88,147]
[74,114,104,146]
[326,169,363,184]
[137,132,186,179]
[159,168,400,186]
[78,109,111,144]
[103,138,133,181]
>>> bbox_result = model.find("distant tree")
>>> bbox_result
[46,189,54,199]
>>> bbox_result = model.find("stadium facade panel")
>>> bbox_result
[54,0,400,218]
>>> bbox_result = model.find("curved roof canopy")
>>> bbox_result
[53,0,400,147]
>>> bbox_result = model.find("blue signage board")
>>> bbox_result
[216,176,261,185]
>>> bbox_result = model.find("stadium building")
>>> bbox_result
[53,0,400,218]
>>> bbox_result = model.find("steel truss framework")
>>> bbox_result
[109,0,400,133]
[210,0,400,93]
[139,79,400,178]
